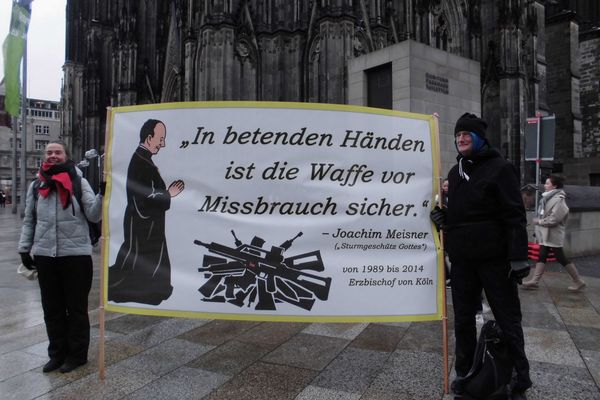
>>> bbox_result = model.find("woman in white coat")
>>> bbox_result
[522,175,586,291]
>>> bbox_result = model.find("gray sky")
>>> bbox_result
[1,0,66,101]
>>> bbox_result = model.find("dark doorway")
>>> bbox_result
[367,63,392,110]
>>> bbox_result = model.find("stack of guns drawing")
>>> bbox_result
[195,231,332,311]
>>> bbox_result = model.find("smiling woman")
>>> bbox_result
[17,138,104,373]
[44,142,67,164]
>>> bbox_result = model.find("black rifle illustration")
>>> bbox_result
[195,231,331,311]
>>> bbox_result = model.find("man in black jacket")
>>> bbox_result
[436,113,532,399]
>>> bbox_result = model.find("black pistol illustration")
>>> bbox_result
[195,231,331,311]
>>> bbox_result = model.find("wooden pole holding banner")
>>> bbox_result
[440,184,449,395]
[432,113,449,394]
[98,107,112,381]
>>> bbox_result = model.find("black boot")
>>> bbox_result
[42,358,64,373]
[59,359,87,373]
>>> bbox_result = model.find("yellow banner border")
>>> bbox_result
[102,101,443,323]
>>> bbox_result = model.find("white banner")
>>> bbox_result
[102,102,442,322]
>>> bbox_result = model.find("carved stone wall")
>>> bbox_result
[579,29,600,158]
[62,0,600,186]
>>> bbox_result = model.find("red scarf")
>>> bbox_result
[39,162,74,209]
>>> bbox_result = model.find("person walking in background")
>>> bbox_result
[431,113,532,399]
[0,190,6,208]
[522,175,586,291]
[17,140,103,373]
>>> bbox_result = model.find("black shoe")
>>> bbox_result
[59,360,87,373]
[511,390,528,400]
[512,377,532,393]
[42,358,64,373]
[451,378,465,395]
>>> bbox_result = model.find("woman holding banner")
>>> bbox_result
[18,140,103,373]
[432,113,532,399]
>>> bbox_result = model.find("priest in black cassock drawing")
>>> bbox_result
[108,119,185,305]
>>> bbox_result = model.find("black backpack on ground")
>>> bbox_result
[456,320,513,400]
[31,177,101,246]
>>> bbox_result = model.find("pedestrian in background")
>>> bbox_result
[522,175,586,291]
[431,113,532,399]
[17,140,103,373]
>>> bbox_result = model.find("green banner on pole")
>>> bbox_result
[2,2,31,116]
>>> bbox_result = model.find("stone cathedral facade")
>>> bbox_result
[62,0,600,187]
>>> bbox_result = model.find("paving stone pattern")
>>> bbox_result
[0,209,599,399]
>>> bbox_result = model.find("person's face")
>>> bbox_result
[44,143,67,164]
[442,180,449,193]
[544,178,556,192]
[146,122,166,154]
[455,131,473,156]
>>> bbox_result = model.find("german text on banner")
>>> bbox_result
[103,102,442,322]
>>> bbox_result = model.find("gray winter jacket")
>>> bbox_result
[18,170,103,257]
[535,189,568,248]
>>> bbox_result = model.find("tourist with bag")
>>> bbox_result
[17,140,103,373]
[522,175,585,291]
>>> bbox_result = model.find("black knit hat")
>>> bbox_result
[454,112,488,139]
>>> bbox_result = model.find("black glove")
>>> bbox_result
[99,181,106,196]
[509,260,531,284]
[20,253,35,270]
[430,206,446,229]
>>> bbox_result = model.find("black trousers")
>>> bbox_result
[451,257,530,386]
[538,245,570,266]
[35,255,93,364]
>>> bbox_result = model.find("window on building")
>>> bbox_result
[366,63,393,110]
[35,140,49,150]
[10,138,23,148]
[35,157,43,168]
[34,125,50,135]
[32,109,54,118]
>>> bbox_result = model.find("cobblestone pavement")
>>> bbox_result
[0,208,599,399]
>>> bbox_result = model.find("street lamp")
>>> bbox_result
[84,149,104,168]
[77,148,104,191]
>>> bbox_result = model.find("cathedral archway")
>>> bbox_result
[232,36,259,100]
[440,0,470,56]
[305,36,322,103]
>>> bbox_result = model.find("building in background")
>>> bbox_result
[61,0,600,187]
[0,84,61,201]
